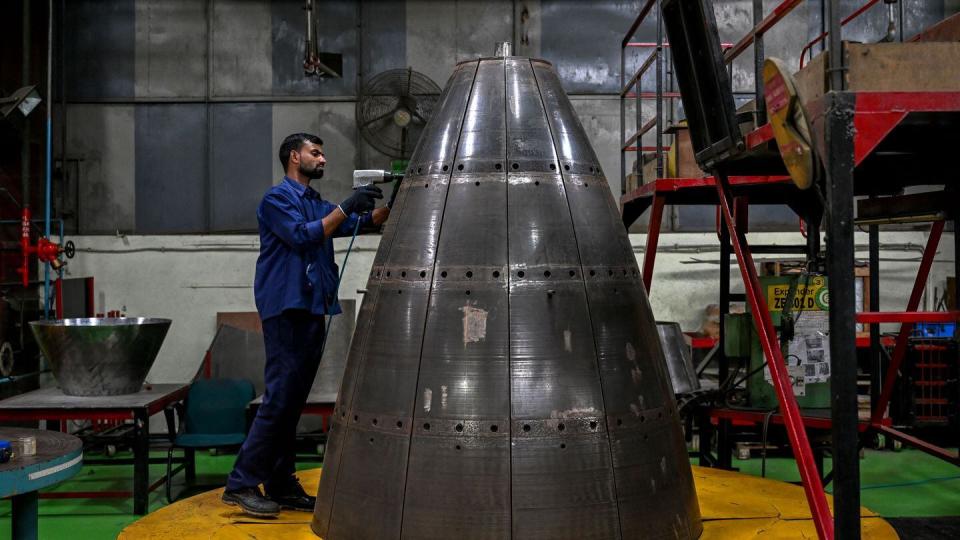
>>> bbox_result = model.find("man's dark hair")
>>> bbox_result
[278,133,323,170]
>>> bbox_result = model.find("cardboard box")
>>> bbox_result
[663,123,708,178]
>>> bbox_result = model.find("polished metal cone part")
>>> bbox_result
[30,317,171,396]
[313,56,702,539]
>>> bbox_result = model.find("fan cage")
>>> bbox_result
[357,68,441,159]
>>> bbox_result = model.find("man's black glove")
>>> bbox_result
[340,185,383,215]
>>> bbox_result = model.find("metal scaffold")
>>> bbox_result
[619,1,960,539]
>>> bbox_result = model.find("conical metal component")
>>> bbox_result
[30,318,171,396]
[313,57,701,539]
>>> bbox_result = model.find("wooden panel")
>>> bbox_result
[216,312,262,334]
[674,127,708,178]
[793,50,828,107]
[911,12,960,42]
[795,42,960,108]
[845,43,960,93]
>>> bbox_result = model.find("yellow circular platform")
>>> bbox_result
[119,466,897,539]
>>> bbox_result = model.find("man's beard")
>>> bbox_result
[300,162,325,180]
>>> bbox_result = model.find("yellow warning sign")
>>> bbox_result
[765,276,829,312]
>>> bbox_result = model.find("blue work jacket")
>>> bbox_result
[254,177,371,321]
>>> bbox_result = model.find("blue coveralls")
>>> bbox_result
[226,176,371,494]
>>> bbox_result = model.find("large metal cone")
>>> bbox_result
[313,57,702,539]
[30,318,171,396]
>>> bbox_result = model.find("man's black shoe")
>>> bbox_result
[268,481,316,512]
[222,487,281,518]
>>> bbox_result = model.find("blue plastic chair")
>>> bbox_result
[164,378,255,502]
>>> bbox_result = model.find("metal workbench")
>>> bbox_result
[0,383,189,515]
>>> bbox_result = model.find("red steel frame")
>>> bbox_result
[860,220,960,465]
[713,175,833,539]
[621,1,960,538]
[633,142,958,540]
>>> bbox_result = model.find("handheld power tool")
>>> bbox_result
[319,168,405,360]
[352,169,404,210]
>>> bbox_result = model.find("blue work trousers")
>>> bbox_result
[226,309,326,494]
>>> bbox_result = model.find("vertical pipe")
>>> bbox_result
[667,48,675,155]
[305,0,315,67]
[44,0,54,318]
[955,212,959,324]
[655,0,663,179]
[825,90,859,540]
[620,43,630,196]
[827,0,845,91]
[753,0,766,126]
[635,67,641,181]
[356,0,364,172]
[806,217,821,262]
[717,221,732,469]
[868,211,881,445]
[820,0,827,56]
[21,0,31,212]
[205,0,213,230]
[60,0,67,233]
[953,214,959,453]
[897,0,904,43]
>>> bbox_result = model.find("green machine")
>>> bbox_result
[725,274,832,410]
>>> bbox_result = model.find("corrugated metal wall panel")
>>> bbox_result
[134,104,208,233]
[134,0,207,98]
[63,0,953,234]
[540,0,646,94]
[211,103,274,232]
[67,105,137,234]
[212,0,274,97]
[64,0,136,99]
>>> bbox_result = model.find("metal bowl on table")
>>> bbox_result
[29,318,172,396]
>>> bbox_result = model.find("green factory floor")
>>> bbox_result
[0,448,958,539]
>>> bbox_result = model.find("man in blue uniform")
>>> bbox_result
[222,133,389,517]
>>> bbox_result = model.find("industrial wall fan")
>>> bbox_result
[356,68,441,163]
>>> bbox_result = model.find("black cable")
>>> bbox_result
[761,406,779,478]
[730,361,769,390]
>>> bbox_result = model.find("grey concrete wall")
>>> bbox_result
[65,106,136,233]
